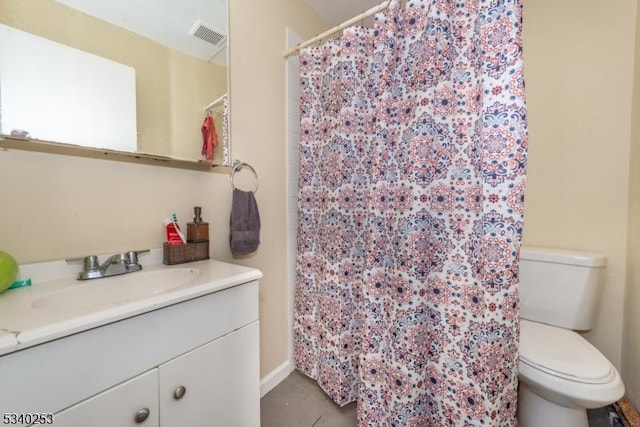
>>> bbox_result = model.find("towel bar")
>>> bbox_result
[230,160,258,193]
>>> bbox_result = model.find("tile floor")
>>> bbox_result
[261,370,356,427]
[261,370,615,427]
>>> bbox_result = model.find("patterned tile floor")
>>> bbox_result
[261,370,617,427]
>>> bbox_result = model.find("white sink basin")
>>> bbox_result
[0,252,263,356]
[32,267,201,311]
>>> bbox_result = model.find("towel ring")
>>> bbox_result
[231,160,258,193]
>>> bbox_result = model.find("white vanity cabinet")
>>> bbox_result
[53,370,160,427]
[53,322,259,427]
[0,270,261,427]
[159,322,259,427]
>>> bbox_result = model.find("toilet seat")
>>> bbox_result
[519,319,613,384]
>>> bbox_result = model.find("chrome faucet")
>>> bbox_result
[66,250,149,280]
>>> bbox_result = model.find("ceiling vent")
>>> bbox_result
[189,20,226,47]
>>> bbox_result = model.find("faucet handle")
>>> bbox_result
[66,255,102,280]
[124,249,149,272]
[83,255,100,271]
[124,250,150,265]
[66,255,100,271]
[126,251,138,265]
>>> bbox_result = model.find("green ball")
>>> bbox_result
[0,251,18,293]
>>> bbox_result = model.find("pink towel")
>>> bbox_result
[201,115,218,161]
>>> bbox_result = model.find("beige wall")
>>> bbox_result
[522,0,636,379]
[228,0,326,377]
[623,1,640,409]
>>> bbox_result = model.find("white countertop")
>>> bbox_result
[0,250,262,356]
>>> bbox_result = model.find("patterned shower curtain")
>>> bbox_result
[294,0,527,425]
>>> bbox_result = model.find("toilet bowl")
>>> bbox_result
[516,247,625,427]
[518,319,624,427]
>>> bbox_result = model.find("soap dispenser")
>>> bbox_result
[187,207,209,243]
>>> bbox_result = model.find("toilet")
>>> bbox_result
[517,246,625,427]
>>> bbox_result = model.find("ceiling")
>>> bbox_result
[305,0,382,26]
[51,0,382,64]
[54,0,227,65]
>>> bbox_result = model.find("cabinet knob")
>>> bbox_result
[134,408,150,424]
[174,385,187,400]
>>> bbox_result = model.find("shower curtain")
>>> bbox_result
[294,0,527,425]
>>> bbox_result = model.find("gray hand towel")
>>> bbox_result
[230,189,261,255]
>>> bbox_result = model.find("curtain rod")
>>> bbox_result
[283,1,390,58]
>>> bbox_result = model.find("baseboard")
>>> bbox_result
[616,396,640,427]
[260,359,295,398]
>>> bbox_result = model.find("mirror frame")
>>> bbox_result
[0,1,231,171]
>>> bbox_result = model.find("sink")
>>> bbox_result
[32,267,201,311]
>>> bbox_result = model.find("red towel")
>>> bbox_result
[201,115,218,161]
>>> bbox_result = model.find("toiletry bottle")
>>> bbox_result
[164,218,184,245]
[187,207,209,243]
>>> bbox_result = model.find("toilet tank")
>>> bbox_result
[519,246,606,331]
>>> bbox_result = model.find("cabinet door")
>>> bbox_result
[159,322,260,427]
[51,369,159,427]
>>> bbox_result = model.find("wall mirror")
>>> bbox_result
[0,0,230,169]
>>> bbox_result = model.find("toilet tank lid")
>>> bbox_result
[520,246,606,267]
